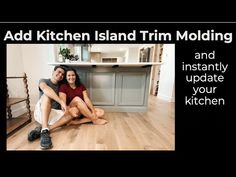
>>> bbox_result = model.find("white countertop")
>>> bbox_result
[48,62,163,67]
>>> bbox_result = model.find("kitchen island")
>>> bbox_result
[48,62,162,112]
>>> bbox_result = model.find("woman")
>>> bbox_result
[59,68,108,125]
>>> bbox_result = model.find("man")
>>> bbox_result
[28,65,77,149]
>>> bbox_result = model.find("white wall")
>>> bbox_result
[21,44,56,108]
[7,45,26,117]
[7,44,24,76]
[7,44,56,111]
[157,44,175,102]
[171,83,175,102]
[125,47,139,63]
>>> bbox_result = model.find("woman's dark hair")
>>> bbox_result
[64,67,81,87]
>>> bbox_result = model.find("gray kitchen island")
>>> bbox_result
[49,62,161,112]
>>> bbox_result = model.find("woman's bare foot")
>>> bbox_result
[92,118,108,125]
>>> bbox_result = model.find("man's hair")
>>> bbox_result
[54,65,66,72]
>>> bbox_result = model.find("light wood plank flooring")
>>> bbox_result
[7,95,175,150]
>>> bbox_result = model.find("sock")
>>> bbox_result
[41,128,49,133]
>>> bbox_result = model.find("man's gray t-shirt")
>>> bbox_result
[39,79,60,109]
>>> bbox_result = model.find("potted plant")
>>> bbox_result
[59,47,71,61]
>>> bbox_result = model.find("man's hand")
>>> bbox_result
[60,100,67,112]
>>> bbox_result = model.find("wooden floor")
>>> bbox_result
[7,95,175,150]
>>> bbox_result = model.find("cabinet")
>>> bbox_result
[76,67,150,112]
[89,72,115,105]
[116,72,147,106]
[6,73,32,137]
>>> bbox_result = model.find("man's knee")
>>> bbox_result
[41,95,52,105]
